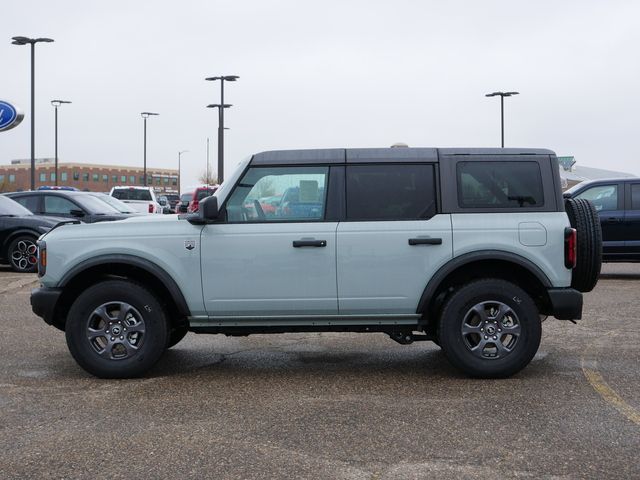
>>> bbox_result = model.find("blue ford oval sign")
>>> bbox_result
[0,100,24,132]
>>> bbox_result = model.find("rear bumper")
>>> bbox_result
[31,287,63,327]
[547,288,583,320]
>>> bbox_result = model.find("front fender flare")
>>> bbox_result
[58,254,190,317]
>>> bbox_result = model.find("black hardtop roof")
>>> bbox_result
[251,147,556,165]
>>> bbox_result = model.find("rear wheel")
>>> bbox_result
[565,197,602,292]
[65,280,169,378]
[438,279,541,378]
[8,235,38,273]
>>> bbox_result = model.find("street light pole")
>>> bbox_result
[485,91,519,148]
[11,36,54,190]
[140,112,159,186]
[206,104,232,183]
[51,100,71,186]
[205,75,239,183]
[178,150,188,193]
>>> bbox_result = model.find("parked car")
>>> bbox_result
[187,186,217,213]
[110,186,162,214]
[564,177,640,262]
[32,147,601,379]
[6,190,131,223]
[164,193,181,212]
[177,192,192,213]
[0,195,67,273]
[88,192,142,215]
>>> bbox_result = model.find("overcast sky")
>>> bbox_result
[2,0,640,189]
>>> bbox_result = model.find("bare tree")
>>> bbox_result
[198,170,219,186]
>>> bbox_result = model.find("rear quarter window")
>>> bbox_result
[457,161,544,208]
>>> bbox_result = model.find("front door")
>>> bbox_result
[200,165,338,316]
[575,183,625,258]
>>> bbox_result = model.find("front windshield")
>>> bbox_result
[72,194,122,214]
[90,193,136,213]
[0,196,33,216]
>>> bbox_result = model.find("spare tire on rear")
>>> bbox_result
[564,198,602,292]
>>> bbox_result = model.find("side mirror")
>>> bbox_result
[200,195,219,221]
[70,209,85,217]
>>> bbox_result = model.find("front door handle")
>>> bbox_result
[293,239,327,248]
[604,217,623,223]
[408,237,442,246]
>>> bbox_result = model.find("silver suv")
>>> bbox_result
[31,148,601,378]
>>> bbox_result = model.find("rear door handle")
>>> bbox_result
[293,239,327,248]
[408,237,442,246]
[605,217,623,223]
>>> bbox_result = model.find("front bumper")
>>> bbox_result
[31,287,63,328]
[547,288,583,320]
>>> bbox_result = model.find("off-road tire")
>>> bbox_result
[564,198,602,292]
[439,279,541,378]
[65,280,169,378]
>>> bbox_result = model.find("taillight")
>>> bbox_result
[148,203,154,213]
[38,241,47,277]
[564,227,577,269]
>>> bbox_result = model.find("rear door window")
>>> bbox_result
[457,161,544,208]
[346,164,436,220]
[13,195,40,213]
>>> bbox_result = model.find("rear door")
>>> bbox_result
[336,163,452,314]
[625,181,640,257]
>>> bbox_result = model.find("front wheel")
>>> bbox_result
[8,235,38,273]
[438,279,541,378]
[65,280,169,378]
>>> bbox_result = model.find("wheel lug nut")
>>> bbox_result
[123,328,127,332]
[106,330,109,334]
[120,336,124,340]
[484,336,488,340]
[480,328,484,332]
[111,337,115,341]
[493,336,497,340]
[498,329,502,332]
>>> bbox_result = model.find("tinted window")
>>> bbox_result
[457,161,544,208]
[196,189,214,201]
[631,184,640,210]
[346,164,436,220]
[14,195,40,213]
[112,189,152,201]
[226,166,328,222]
[575,184,619,211]
[44,195,79,215]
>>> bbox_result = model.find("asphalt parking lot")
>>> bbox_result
[0,265,638,479]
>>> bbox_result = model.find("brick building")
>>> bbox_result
[0,159,178,193]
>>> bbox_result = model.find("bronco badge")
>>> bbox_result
[184,240,196,251]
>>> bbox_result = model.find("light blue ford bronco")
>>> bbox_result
[31,148,601,378]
